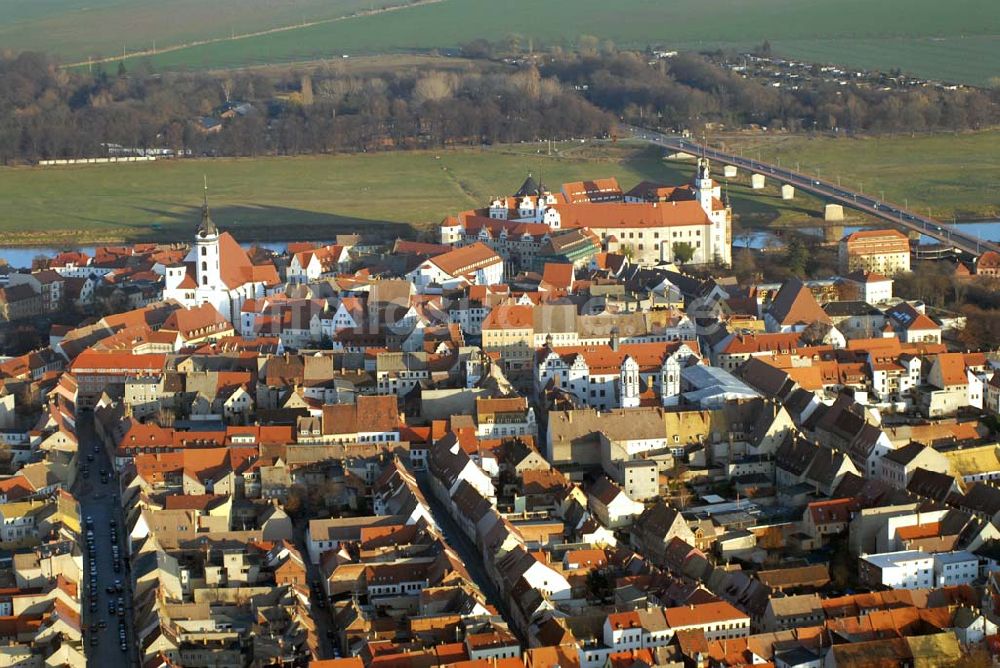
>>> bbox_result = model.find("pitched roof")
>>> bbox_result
[162,303,231,339]
[427,242,501,278]
[886,302,939,331]
[356,395,400,433]
[553,200,711,229]
[540,263,574,291]
[720,331,803,355]
[216,232,280,289]
[933,352,969,386]
[768,279,832,327]
[664,600,748,627]
[561,177,622,203]
[482,304,534,330]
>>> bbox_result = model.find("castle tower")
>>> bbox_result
[195,178,221,289]
[620,355,640,409]
[694,158,715,213]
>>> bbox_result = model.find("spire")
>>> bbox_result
[198,175,218,238]
[515,172,541,198]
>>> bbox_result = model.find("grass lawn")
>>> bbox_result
[15,0,997,85]
[772,35,1000,87]
[0,0,402,65]
[712,131,1000,223]
[0,132,995,247]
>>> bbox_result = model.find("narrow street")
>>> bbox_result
[414,473,519,640]
[292,522,337,659]
[74,415,138,667]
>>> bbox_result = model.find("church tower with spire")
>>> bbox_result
[693,157,717,213]
[195,178,222,290]
[692,158,733,267]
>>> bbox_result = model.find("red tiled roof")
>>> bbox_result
[482,304,534,330]
[217,232,280,289]
[545,340,698,375]
[70,350,167,374]
[428,242,501,277]
[664,601,747,627]
[554,200,711,229]
[540,263,574,291]
[843,228,910,254]
[162,303,232,339]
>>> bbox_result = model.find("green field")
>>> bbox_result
[0,0,411,65]
[0,132,996,247]
[773,35,1000,87]
[715,131,1000,224]
[6,0,998,84]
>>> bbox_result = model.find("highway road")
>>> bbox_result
[623,125,999,258]
[75,415,138,667]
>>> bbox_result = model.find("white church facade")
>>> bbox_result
[162,194,280,323]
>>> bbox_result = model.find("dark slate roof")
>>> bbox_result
[515,174,545,197]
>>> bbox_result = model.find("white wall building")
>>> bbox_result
[163,198,280,323]
[860,550,933,589]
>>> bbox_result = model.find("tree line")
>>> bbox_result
[531,49,998,134]
[0,51,611,163]
[1,42,995,164]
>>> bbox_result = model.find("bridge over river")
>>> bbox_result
[623,125,998,258]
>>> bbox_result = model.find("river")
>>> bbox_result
[735,220,1000,251]
[0,241,296,269]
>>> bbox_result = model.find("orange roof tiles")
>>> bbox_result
[163,303,232,339]
[545,340,698,375]
[216,232,280,289]
[540,263,574,291]
[70,350,167,374]
[664,601,747,628]
[428,242,501,277]
[482,304,534,330]
[721,332,803,355]
[563,548,608,570]
[896,522,942,541]
[934,352,969,387]
[843,228,910,254]
[554,200,711,230]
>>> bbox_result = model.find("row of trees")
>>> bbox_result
[2,44,995,162]
[0,51,611,163]
[534,50,998,134]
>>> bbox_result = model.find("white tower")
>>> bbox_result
[694,158,715,213]
[620,355,640,409]
[661,355,681,407]
[195,178,221,289]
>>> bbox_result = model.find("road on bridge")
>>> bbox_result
[623,125,998,258]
